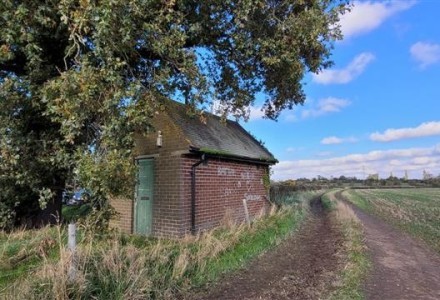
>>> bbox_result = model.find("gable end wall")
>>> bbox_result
[181,156,271,234]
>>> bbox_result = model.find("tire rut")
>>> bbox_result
[187,196,344,300]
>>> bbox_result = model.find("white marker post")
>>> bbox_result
[68,223,76,281]
[243,199,251,227]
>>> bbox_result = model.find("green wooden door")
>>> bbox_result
[135,159,154,235]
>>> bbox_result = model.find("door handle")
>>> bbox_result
[141,196,149,200]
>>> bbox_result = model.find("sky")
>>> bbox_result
[240,0,440,181]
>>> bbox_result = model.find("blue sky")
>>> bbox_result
[241,0,440,180]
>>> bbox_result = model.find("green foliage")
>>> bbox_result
[270,182,323,206]
[321,193,336,211]
[61,204,91,224]
[0,0,349,228]
[0,202,15,231]
[262,168,271,192]
[78,203,118,239]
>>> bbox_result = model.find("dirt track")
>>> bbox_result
[188,196,344,300]
[337,191,440,300]
[189,192,440,300]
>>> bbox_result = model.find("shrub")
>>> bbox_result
[0,202,15,231]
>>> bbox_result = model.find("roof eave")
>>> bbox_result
[189,146,278,165]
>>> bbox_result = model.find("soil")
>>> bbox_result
[185,196,344,300]
[336,191,440,300]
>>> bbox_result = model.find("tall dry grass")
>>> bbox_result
[2,205,300,300]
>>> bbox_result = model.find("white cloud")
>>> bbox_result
[247,105,266,121]
[370,121,440,142]
[410,42,440,68]
[339,0,417,39]
[321,136,343,145]
[280,97,350,122]
[272,144,440,180]
[302,97,351,119]
[313,52,375,84]
[321,136,358,145]
[412,156,435,166]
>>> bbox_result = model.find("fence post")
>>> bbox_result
[68,223,76,281]
[242,199,251,226]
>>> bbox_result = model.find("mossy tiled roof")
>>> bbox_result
[165,101,277,164]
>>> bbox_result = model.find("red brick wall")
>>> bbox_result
[109,197,133,234]
[151,154,186,237]
[110,108,272,237]
[181,156,270,233]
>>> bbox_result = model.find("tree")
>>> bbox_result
[0,0,349,228]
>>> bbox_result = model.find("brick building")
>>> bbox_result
[110,101,277,237]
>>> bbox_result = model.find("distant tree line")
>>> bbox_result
[271,174,440,194]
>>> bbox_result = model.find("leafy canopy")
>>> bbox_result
[0,0,349,227]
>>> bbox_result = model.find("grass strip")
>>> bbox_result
[324,191,370,300]
[192,208,305,287]
[331,210,369,300]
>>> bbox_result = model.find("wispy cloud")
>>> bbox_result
[370,121,440,142]
[410,42,440,68]
[286,147,303,153]
[321,136,358,145]
[339,0,417,39]
[301,97,351,119]
[321,136,344,145]
[272,144,440,180]
[280,97,350,122]
[313,52,375,84]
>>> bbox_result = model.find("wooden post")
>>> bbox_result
[242,199,251,226]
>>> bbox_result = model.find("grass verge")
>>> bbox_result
[323,191,370,300]
[0,226,60,290]
[1,205,306,299]
[191,207,306,288]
